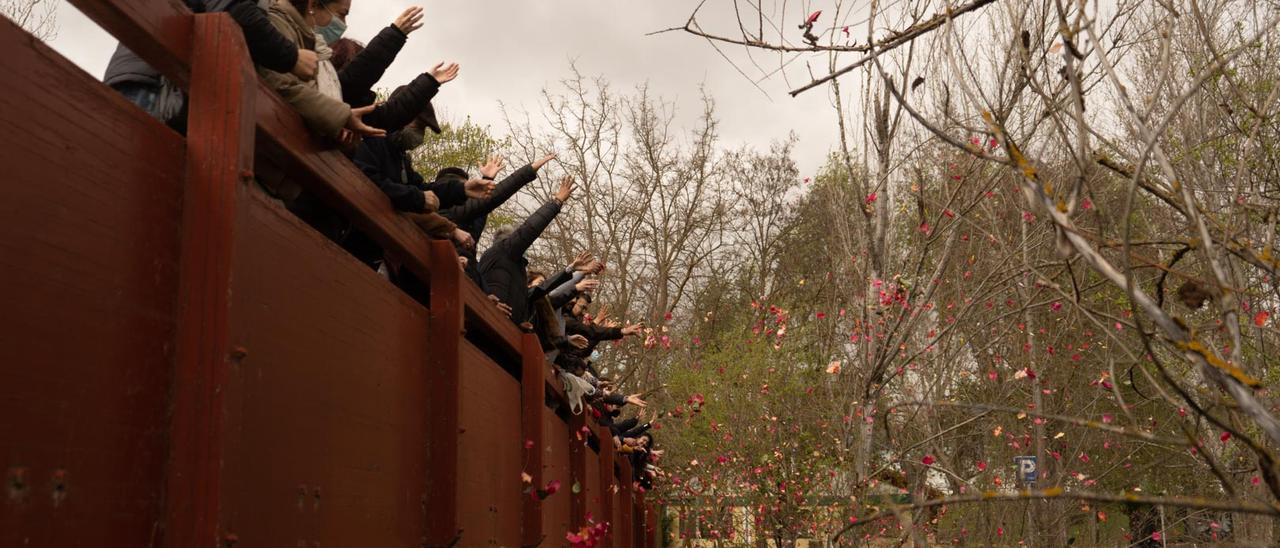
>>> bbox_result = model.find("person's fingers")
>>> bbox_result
[355,123,385,137]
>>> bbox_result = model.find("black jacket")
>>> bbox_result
[478,199,563,324]
[441,165,540,240]
[329,25,444,133]
[105,0,296,88]
[443,164,538,294]
[337,25,405,107]
[353,137,466,212]
[562,315,623,364]
[611,417,638,438]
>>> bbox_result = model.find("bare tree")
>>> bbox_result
[2,0,57,40]
[658,0,1280,544]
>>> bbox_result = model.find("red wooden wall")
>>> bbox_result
[0,2,650,546]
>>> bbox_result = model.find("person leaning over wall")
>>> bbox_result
[104,0,316,132]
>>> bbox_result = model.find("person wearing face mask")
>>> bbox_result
[259,0,384,148]
[320,7,448,133]
[291,1,439,135]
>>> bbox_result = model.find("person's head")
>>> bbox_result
[435,166,468,182]
[290,0,350,43]
[492,225,515,246]
[526,270,546,289]
[329,38,364,71]
[571,293,592,317]
[638,433,654,449]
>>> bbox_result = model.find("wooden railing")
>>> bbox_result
[0,2,654,546]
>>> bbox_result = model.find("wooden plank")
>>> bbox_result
[520,333,545,547]
[457,341,522,547]
[162,14,255,547]
[426,240,462,545]
[642,499,656,548]
[583,440,601,530]
[252,85,437,285]
[0,15,185,547]
[597,427,615,546]
[462,277,522,361]
[568,413,589,531]
[65,0,193,85]
[540,408,573,541]
[617,458,633,547]
[223,188,431,546]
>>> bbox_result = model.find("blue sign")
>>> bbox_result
[1013,456,1038,484]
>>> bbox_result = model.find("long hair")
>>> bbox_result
[330,38,364,71]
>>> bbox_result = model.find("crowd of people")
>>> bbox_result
[103,0,664,492]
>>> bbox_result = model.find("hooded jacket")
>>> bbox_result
[104,0,297,88]
[478,199,563,324]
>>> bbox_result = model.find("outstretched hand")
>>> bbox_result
[531,153,557,171]
[569,251,595,272]
[479,155,504,179]
[465,178,496,199]
[393,6,424,34]
[554,176,575,203]
[430,62,460,84]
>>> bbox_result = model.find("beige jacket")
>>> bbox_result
[259,0,349,138]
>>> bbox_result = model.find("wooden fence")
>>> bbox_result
[0,2,656,546]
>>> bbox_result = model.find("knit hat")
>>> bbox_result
[435,166,469,181]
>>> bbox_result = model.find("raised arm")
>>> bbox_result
[439,153,554,226]
[335,7,422,100]
[506,176,574,256]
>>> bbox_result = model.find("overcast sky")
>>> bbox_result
[42,1,844,177]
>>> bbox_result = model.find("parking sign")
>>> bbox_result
[1013,456,1038,484]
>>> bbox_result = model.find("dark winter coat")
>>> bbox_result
[336,26,405,107]
[442,165,540,291]
[562,314,624,365]
[353,136,467,213]
[478,199,563,324]
[332,27,441,132]
[440,165,540,240]
[104,0,297,88]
